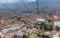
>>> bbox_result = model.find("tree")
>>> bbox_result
[35,32,50,38]
[48,19,53,23]
[21,20,27,24]
[55,26,60,31]
[23,35,27,38]
[42,35,50,38]
[16,17,22,21]
[44,24,54,31]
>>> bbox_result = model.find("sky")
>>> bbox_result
[0,0,36,3]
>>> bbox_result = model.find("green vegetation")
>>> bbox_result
[16,17,27,24]
[42,35,50,38]
[43,24,54,31]
[48,19,53,23]
[34,32,50,38]
[55,26,60,31]
[34,22,54,31]
[23,35,27,38]
[21,20,27,24]
[16,17,22,21]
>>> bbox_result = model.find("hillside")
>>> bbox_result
[0,0,60,15]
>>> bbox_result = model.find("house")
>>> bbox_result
[54,22,60,27]
[36,18,46,29]
[15,31,24,36]
[37,18,45,24]
[52,33,59,38]
[54,22,60,31]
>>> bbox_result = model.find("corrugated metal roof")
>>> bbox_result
[52,33,59,38]
[54,22,60,27]
[37,18,45,21]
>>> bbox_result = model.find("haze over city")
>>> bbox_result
[0,0,60,3]
[0,0,60,38]
[0,0,36,3]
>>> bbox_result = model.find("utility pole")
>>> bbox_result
[36,0,40,29]
[37,0,39,18]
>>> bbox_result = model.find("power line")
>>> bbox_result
[21,0,29,13]
[0,0,29,16]
[0,0,17,15]
[1,4,16,13]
